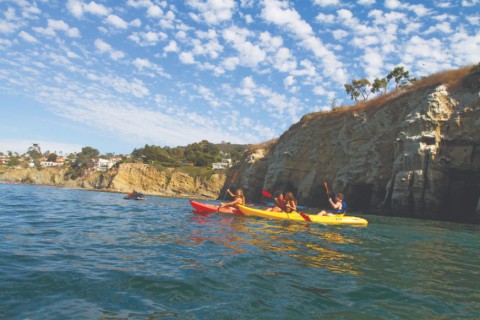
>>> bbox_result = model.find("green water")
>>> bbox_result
[0,184,479,319]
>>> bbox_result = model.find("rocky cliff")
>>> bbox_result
[235,66,480,222]
[0,163,226,199]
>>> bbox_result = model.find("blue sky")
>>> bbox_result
[0,0,479,155]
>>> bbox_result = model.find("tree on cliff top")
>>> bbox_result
[27,143,42,166]
[344,79,372,101]
[386,66,417,89]
[344,66,416,102]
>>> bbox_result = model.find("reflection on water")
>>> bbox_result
[188,212,362,275]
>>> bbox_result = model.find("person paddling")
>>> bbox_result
[221,188,246,208]
[264,191,287,212]
[317,193,346,216]
[284,191,297,213]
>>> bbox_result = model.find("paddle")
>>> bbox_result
[223,172,238,200]
[218,172,239,211]
[262,190,311,222]
[324,181,330,197]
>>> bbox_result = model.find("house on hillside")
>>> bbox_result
[40,161,63,167]
[0,155,9,165]
[97,158,118,171]
[212,158,232,170]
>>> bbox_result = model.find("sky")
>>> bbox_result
[0,0,479,155]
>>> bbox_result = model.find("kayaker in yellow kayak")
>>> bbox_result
[221,188,246,208]
[317,193,346,216]
[284,192,297,213]
[264,191,287,212]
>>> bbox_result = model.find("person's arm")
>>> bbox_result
[329,198,342,210]
[226,189,235,197]
[222,197,242,207]
[287,201,296,211]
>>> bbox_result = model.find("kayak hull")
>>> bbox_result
[190,199,242,214]
[237,205,368,226]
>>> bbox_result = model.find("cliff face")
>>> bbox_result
[237,67,480,222]
[0,164,225,199]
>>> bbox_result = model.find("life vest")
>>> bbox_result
[333,201,347,214]
[276,198,287,210]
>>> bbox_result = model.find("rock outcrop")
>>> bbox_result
[236,66,480,222]
[0,163,225,199]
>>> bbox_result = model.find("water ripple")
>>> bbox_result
[0,184,479,319]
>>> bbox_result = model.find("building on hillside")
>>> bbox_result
[0,155,10,165]
[40,161,63,167]
[212,158,232,170]
[97,158,118,171]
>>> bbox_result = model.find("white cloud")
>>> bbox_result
[33,19,80,38]
[84,1,110,16]
[222,26,266,68]
[67,0,84,18]
[262,1,347,84]
[94,39,125,60]
[332,29,348,40]
[179,51,195,64]
[147,5,163,18]
[164,40,179,53]
[425,21,453,34]
[362,48,384,79]
[105,14,129,29]
[221,56,240,71]
[129,31,167,46]
[313,0,340,6]
[384,0,430,16]
[132,57,168,77]
[358,0,376,5]
[187,0,236,25]
[315,13,336,24]
[284,75,295,87]
[67,0,110,18]
[461,0,480,7]
[19,30,38,43]
[273,47,297,72]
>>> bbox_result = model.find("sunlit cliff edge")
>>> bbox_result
[0,163,226,199]
[231,65,480,223]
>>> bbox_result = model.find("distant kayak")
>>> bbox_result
[237,205,368,226]
[124,193,145,200]
[189,199,242,214]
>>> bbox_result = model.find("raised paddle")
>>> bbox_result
[262,190,311,222]
[324,181,330,196]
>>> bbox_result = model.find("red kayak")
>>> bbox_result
[189,199,242,214]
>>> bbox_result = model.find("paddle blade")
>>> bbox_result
[262,190,272,198]
[323,181,329,195]
[298,211,312,222]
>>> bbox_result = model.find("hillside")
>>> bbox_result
[0,163,226,199]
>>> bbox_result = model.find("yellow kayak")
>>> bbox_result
[237,205,368,226]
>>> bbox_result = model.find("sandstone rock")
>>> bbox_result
[236,67,480,222]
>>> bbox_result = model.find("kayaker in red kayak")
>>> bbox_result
[317,193,346,216]
[221,188,246,208]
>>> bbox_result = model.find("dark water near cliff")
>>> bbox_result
[0,184,479,319]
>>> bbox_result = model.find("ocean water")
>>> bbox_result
[0,183,479,320]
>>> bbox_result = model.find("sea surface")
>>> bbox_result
[0,184,479,320]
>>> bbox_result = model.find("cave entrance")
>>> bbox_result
[442,170,480,222]
[345,183,373,211]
